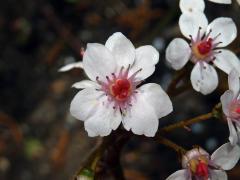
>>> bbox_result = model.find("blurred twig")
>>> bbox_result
[154,136,186,154]
[158,103,222,135]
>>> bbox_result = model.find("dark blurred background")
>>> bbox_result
[0,0,239,179]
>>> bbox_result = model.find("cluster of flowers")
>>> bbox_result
[60,0,240,179]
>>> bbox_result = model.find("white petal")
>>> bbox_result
[129,45,159,80]
[179,12,208,39]
[105,32,135,68]
[207,17,237,47]
[220,90,234,116]
[237,0,240,5]
[58,62,83,72]
[137,83,173,118]
[208,0,232,4]
[70,88,122,137]
[166,170,188,180]
[123,83,172,137]
[190,62,218,95]
[123,91,156,136]
[83,43,117,81]
[165,38,191,70]
[180,0,205,13]
[211,142,240,170]
[70,88,104,121]
[214,49,240,77]
[84,104,122,137]
[228,119,238,146]
[228,69,240,97]
[72,80,100,89]
[210,170,227,180]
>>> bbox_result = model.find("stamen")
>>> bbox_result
[129,68,142,80]
[119,66,124,77]
[196,27,202,41]
[123,64,131,77]
[213,33,221,41]
[203,29,212,41]
[111,73,116,80]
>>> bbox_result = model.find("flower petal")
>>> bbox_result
[220,90,234,116]
[70,88,103,121]
[207,17,237,47]
[166,38,191,70]
[209,170,227,180]
[228,69,240,98]
[105,32,135,68]
[166,170,188,180]
[213,49,240,76]
[137,83,173,118]
[129,45,159,80]
[227,119,238,146]
[190,62,218,95]
[59,62,83,72]
[237,0,240,5]
[211,142,240,170]
[85,104,122,137]
[83,43,117,81]
[70,88,122,137]
[72,80,100,89]
[179,0,205,13]
[123,84,172,137]
[208,0,232,4]
[179,12,208,39]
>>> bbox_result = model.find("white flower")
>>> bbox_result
[166,12,240,95]
[70,32,173,137]
[166,143,240,180]
[221,69,240,145]
[58,61,83,72]
[180,0,239,14]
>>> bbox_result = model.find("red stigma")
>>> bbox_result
[197,38,213,55]
[111,79,131,101]
[195,161,209,179]
[236,107,240,114]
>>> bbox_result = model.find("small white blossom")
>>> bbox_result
[58,61,83,72]
[166,12,240,95]
[180,0,238,14]
[221,69,240,145]
[166,143,240,180]
[70,32,173,137]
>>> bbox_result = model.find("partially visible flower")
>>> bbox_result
[166,143,240,180]
[70,32,173,137]
[59,48,85,72]
[58,61,83,72]
[166,12,240,95]
[180,0,237,14]
[221,69,240,145]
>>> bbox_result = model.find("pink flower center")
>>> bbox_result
[110,79,131,101]
[197,38,213,56]
[195,161,209,179]
[229,99,240,120]
[190,27,222,63]
[96,66,142,111]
